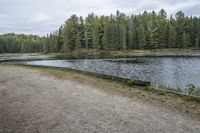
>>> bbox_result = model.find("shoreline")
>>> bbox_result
[1,64,200,118]
[52,50,200,59]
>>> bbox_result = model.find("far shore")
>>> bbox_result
[1,49,200,61]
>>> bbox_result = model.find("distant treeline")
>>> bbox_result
[0,33,45,53]
[0,9,200,53]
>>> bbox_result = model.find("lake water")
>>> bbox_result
[26,57,200,90]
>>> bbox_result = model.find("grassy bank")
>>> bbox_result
[50,49,200,59]
[1,64,200,118]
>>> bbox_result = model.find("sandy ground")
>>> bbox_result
[0,66,200,133]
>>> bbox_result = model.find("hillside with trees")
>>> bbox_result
[0,9,200,54]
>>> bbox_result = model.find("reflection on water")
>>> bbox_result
[26,57,200,90]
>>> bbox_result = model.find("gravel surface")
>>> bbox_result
[0,66,200,133]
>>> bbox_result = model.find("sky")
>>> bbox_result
[0,0,200,36]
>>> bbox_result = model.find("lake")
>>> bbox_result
[26,57,200,90]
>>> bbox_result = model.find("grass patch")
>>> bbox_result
[143,87,168,95]
[49,49,200,59]
[2,63,200,102]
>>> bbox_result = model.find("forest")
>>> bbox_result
[0,33,45,53]
[0,9,200,53]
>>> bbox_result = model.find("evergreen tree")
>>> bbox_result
[195,36,199,49]
[175,11,187,48]
[85,13,95,49]
[158,9,167,18]
[168,23,176,48]
[62,15,79,52]
[182,32,191,48]
[158,9,168,48]
[93,19,101,50]
[57,26,64,52]
[137,24,147,49]
[127,31,133,49]
[119,24,127,50]
[79,17,86,48]
[75,32,81,50]
[102,24,109,50]
[146,21,159,49]
[44,35,50,53]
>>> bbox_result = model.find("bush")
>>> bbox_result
[127,80,135,86]
[187,84,196,95]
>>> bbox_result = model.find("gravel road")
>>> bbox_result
[0,66,200,133]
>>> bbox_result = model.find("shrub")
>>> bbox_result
[127,80,135,86]
[187,84,196,95]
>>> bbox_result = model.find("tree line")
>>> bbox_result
[1,9,200,53]
[0,33,45,53]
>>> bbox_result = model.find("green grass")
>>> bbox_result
[36,66,200,103]
[3,63,200,102]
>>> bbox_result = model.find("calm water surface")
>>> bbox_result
[26,57,200,90]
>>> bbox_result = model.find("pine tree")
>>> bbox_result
[119,24,127,50]
[158,10,168,48]
[62,15,79,52]
[85,13,95,49]
[137,24,147,49]
[146,21,159,49]
[168,23,176,48]
[57,26,64,52]
[195,36,199,49]
[44,35,50,53]
[79,17,85,48]
[158,9,167,19]
[127,31,133,49]
[20,42,25,53]
[126,18,136,49]
[92,27,100,49]
[116,11,127,50]
[93,19,101,50]
[182,32,191,48]
[110,20,117,50]
[175,11,188,48]
[102,24,109,50]
[75,32,81,50]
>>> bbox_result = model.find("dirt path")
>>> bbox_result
[0,66,200,133]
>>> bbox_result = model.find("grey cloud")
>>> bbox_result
[0,0,199,36]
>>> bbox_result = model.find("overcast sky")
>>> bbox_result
[0,0,200,36]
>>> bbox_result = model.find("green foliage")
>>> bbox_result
[143,87,167,95]
[0,33,44,53]
[146,20,159,49]
[127,31,133,49]
[195,36,199,49]
[75,32,82,50]
[1,9,200,54]
[137,24,147,49]
[187,84,196,95]
[127,80,135,86]
[182,32,192,48]
[158,9,167,19]
[168,23,176,48]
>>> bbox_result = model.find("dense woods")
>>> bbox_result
[0,33,45,53]
[0,9,200,53]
